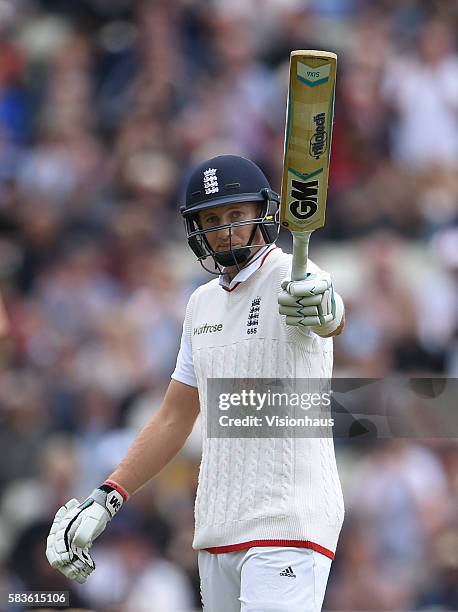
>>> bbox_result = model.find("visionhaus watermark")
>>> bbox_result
[219,413,334,428]
[208,379,334,438]
[218,389,333,430]
[206,378,458,439]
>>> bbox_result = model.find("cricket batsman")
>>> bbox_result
[46,155,345,611]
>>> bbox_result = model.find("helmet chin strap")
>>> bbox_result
[213,224,259,266]
[213,247,251,266]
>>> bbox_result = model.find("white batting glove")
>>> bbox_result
[46,480,128,583]
[278,272,344,335]
[46,499,95,584]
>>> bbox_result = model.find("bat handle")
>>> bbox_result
[291,231,311,281]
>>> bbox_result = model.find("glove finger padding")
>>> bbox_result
[285,313,334,327]
[47,505,96,581]
[70,544,95,575]
[281,274,331,297]
[279,272,342,333]
[58,556,94,584]
[46,499,81,568]
[279,304,319,317]
[278,292,322,308]
[73,545,95,570]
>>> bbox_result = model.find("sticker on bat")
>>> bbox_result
[309,112,327,159]
[289,179,319,220]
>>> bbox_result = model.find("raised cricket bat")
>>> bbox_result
[280,50,337,281]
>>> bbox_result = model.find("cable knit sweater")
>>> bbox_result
[173,247,344,559]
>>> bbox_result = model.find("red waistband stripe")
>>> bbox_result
[204,539,335,560]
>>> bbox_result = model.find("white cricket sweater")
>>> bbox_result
[173,247,344,559]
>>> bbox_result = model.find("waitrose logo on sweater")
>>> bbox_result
[193,322,223,335]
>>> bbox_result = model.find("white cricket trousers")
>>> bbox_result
[198,546,332,612]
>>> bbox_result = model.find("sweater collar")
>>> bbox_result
[219,245,278,291]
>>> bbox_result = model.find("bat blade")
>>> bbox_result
[280,50,337,280]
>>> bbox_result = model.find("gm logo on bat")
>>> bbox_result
[289,178,319,220]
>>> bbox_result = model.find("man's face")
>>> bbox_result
[198,201,262,253]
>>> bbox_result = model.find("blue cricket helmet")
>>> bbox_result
[180,155,280,270]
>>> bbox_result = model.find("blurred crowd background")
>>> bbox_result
[0,0,457,610]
